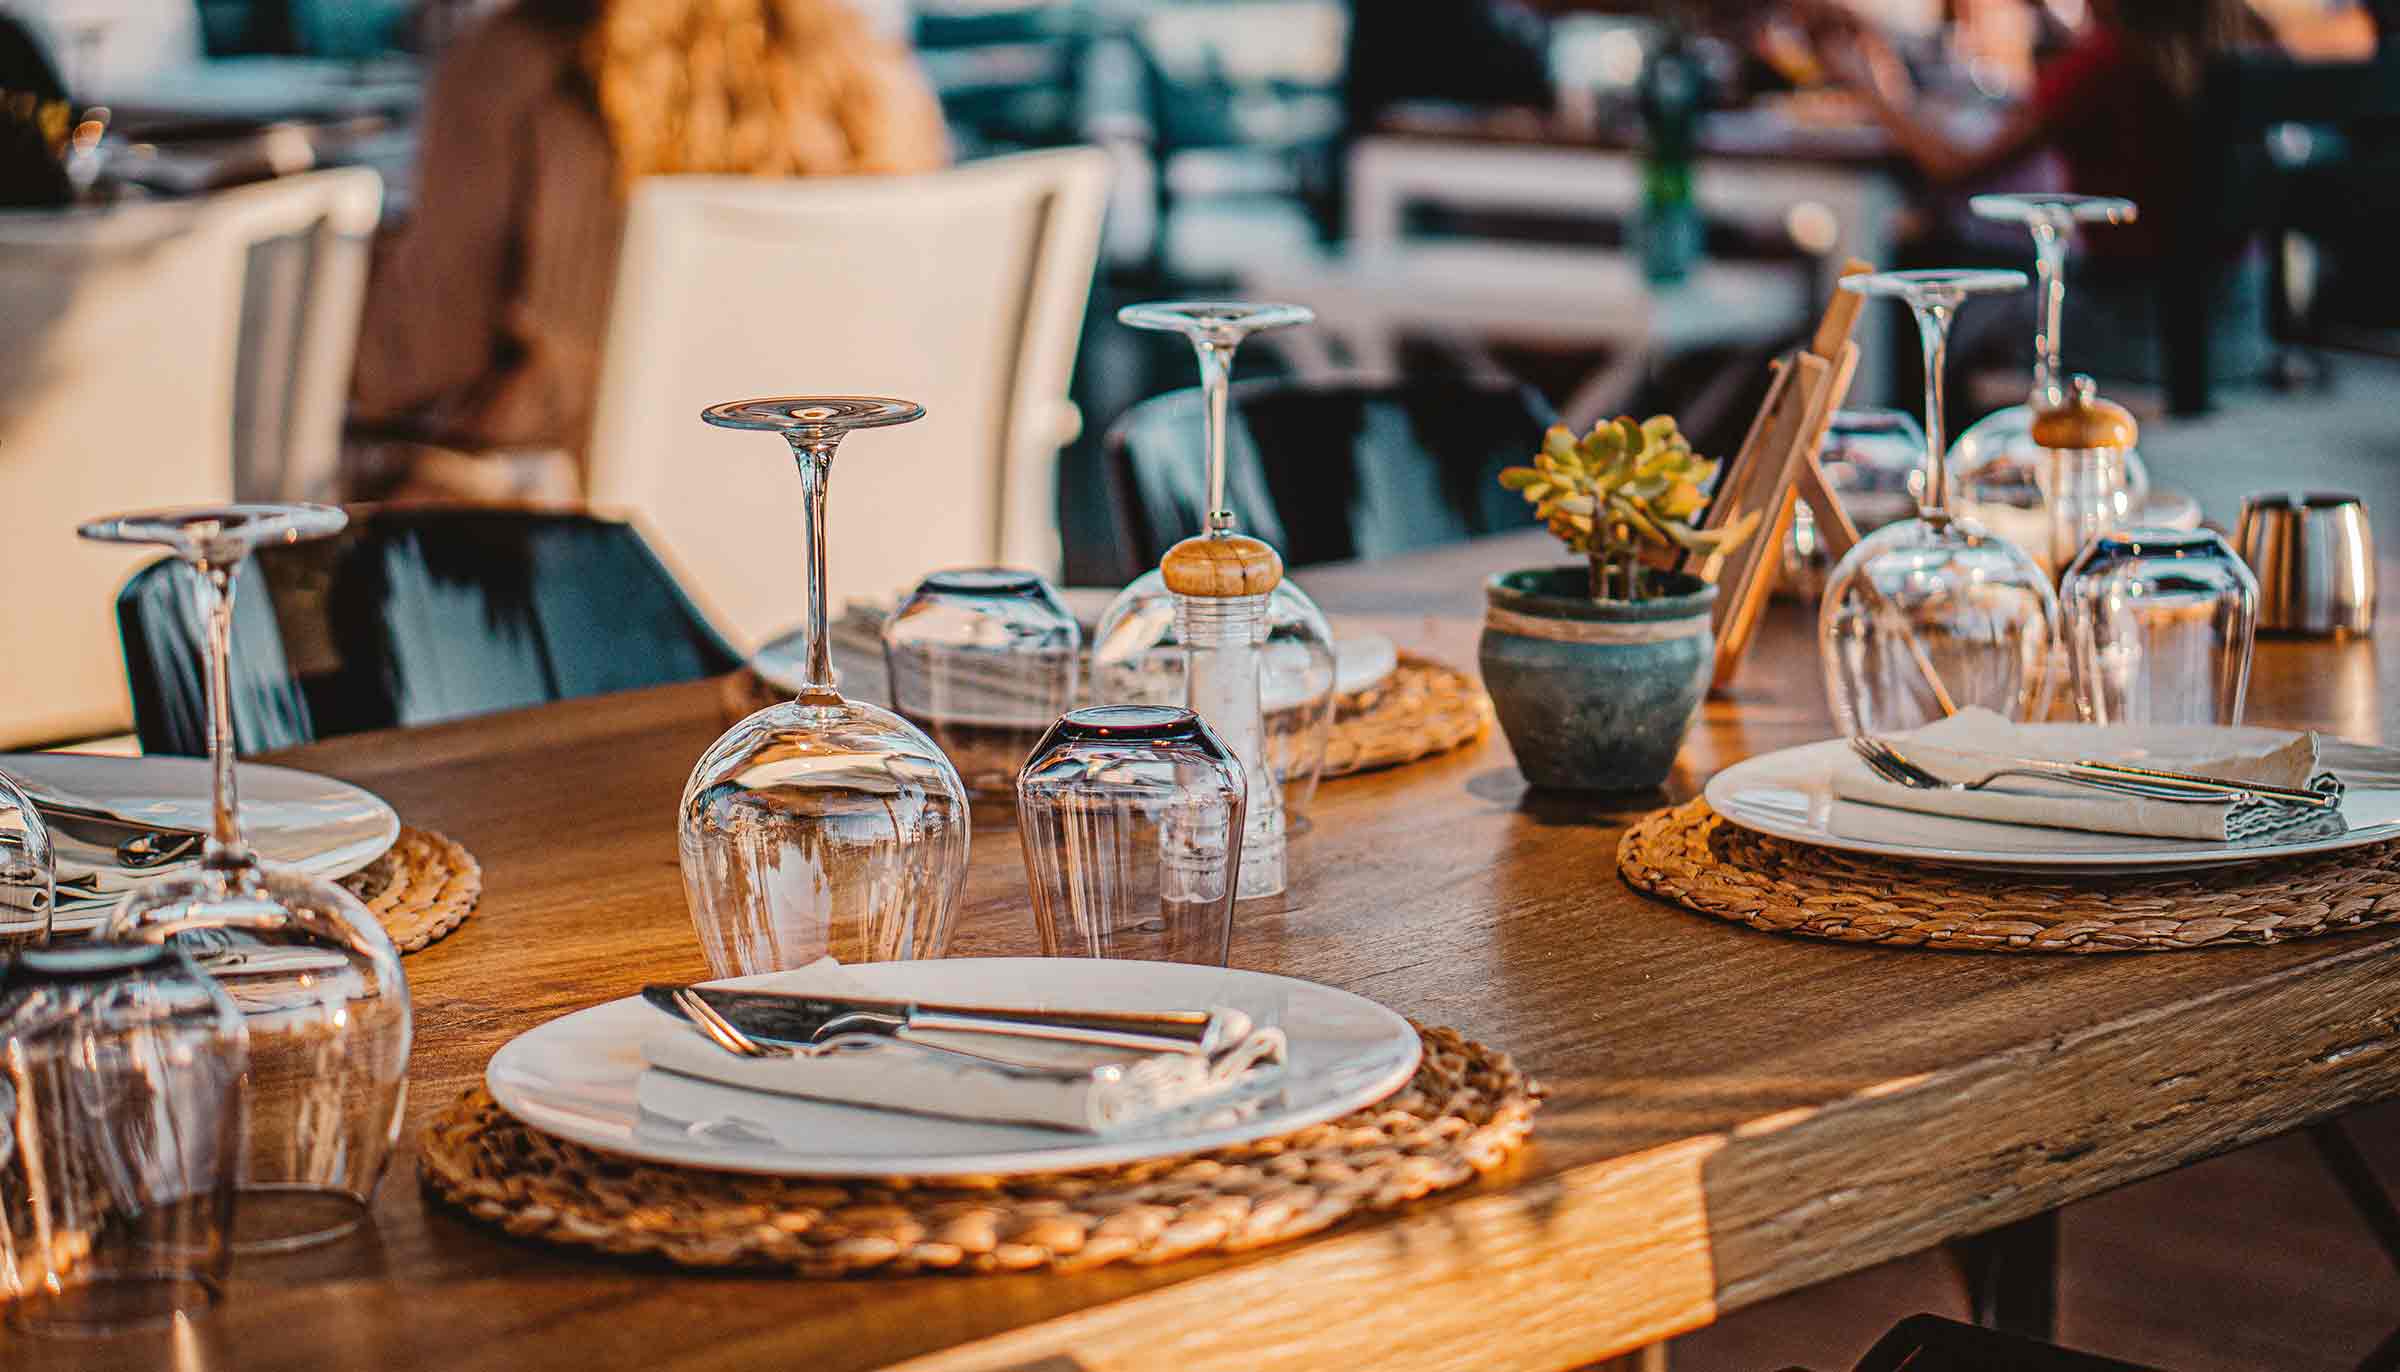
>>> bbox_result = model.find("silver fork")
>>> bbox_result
[667,987,1034,1069]
[1849,736,2234,804]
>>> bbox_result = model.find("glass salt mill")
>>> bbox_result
[1160,533,1285,901]
[2033,375,2138,580]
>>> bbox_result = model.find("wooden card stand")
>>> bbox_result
[1683,262,1871,693]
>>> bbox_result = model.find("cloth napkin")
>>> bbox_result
[1830,708,2345,842]
[641,959,1288,1135]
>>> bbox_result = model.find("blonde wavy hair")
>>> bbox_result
[582,0,925,187]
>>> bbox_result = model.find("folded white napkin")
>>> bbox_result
[1831,708,2344,842]
[641,959,1288,1135]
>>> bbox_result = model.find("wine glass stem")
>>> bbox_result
[785,434,843,704]
[1914,298,1955,522]
[2030,217,2069,409]
[192,560,253,872]
[1193,337,1238,537]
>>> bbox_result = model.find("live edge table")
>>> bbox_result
[25,525,2400,1372]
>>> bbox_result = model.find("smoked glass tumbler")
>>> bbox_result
[883,568,1080,799]
[2061,528,2259,725]
[681,398,970,974]
[0,767,54,951]
[1017,706,1246,967]
[81,505,411,1255]
[0,942,246,1335]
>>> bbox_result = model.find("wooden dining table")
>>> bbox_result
[26,445,2400,1372]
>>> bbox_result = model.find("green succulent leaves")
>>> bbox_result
[1499,414,1759,600]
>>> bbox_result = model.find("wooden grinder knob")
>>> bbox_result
[1160,535,1283,598]
[2032,374,2137,452]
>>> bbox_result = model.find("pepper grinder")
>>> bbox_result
[1161,533,1285,900]
[2032,374,2138,580]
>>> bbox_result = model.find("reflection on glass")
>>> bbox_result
[0,768,53,951]
[680,398,970,975]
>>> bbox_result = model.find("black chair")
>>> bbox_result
[117,508,743,757]
[2168,53,2400,414]
[1101,378,1560,579]
[1837,1313,2160,1372]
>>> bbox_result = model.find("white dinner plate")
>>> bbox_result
[1704,725,2400,873]
[486,957,1423,1177]
[5,752,400,930]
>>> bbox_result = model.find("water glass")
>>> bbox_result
[2061,528,2259,725]
[1016,706,1245,967]
[0,767,53,950]
[883,568,1080,798]
[1782,409,1927,599]
[0,943,247,1336]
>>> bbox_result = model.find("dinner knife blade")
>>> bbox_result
[642,984,1227,1056]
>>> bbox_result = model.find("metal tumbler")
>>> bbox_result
[2233,492,2374,637]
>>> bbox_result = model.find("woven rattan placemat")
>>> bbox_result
[420,1024,1538,1276]
[1619,798,2400,953]
[341,825,481,954]
[723,651,1491,782]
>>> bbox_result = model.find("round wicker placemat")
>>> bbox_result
[419,1024,1539,1276]
[1619,799,2400,953]
[721,652,1491,782]
[340,826,481,954]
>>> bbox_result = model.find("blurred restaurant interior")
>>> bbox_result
[4,0,2400,1368]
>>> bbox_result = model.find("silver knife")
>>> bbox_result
[642,984,1235,1057]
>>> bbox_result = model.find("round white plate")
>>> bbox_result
[5,752,400,929]
[487,957,1423,1177]
[1704,724,2400,873]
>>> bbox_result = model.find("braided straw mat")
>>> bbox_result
[725,652,1492,781]
[419,1024,1539,1276]
[1620,798,2400,953]
[340,826,481,954]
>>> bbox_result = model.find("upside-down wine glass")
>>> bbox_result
[79,505,412,1254]
[680,398,970,976]
[1091,303,1337,824]
[1820,270,2060,735]
[1948,193,2143,561]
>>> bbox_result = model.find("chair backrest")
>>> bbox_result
[227,166,382,501]
[586,147,1112,651]
[116,508,743,757]
[1103,378,1559,574]
[0,169,378,748]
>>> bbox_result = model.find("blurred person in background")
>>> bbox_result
[1807,0,2279,391]
[350,0,948,502]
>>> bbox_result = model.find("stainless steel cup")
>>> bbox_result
[2234,491,2375,636]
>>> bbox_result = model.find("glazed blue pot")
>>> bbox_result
[1478,566,1716,792]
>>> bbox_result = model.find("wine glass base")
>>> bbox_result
[7,1272,226,1338]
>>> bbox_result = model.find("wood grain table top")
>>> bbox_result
[23,499,2400,1371]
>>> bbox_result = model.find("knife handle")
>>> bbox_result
[906,1009,1223,1057]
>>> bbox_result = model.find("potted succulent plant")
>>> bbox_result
[1481,416,1757,791]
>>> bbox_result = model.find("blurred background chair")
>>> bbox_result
[116,507,740,757]
[0,166,378,749]
[584,146,1110,650]
[1101,376,1557,582]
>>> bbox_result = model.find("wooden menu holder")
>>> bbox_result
[1681,260,1873,694]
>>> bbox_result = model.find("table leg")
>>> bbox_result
[1948,1209,2059,1343]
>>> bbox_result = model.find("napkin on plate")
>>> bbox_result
[1829,708,2345,842]
[641,959,1288,1135]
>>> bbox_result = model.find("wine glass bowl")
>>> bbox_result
[679,396,970,977]
[77,503,412,1254]
[1821,270,2059,734]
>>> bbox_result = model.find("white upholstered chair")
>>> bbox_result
[585,147,1111,651]
[0,167,381,747]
